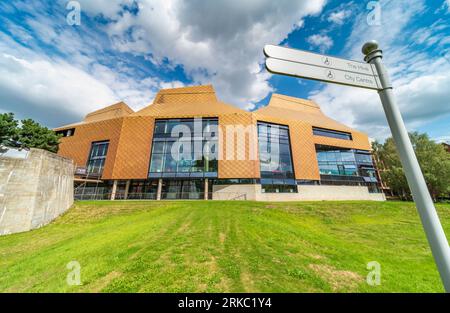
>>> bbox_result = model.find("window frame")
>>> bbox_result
[86,140,110,175]
[312,127,352,140]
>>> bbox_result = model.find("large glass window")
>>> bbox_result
[149,118,218,178]
[257,121,296,193]
[316,145,358,176]
[127,180,159,199]
[87,141,109,175]
[313,127,352,140]
[315,144,377,181]
[355,151,373,164]
[161,180,204,199]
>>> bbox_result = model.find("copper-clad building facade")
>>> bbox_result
[55,85,385,201]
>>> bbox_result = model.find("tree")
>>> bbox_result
[17,119,61,153]
[0,113,61,153]
[372,132,450,201]
[0,112,18,146]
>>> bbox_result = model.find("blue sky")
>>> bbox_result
[0,0,449,142]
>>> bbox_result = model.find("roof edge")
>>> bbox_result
[269,93,320,110]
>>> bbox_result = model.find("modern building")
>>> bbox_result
[55,85,385,201]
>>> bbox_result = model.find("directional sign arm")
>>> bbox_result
[265,57,381,90]
[264,44,379,77]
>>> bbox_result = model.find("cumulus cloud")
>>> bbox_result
[435,135,450,144]
[77,0,133,18]
[0,52,117,126]
[0,1,187,127]
[306,34,334,52]
[327,9,352,25]
[82,0,326,109]
[0,0,327,126]
[0,40,185,127]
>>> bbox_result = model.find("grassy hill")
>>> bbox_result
[1,200,449,292]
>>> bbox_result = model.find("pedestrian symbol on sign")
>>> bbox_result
[326,70,334,79]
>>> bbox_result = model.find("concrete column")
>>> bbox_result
[124,180,131,200]
[204,178,209,200]
[156,178,163,200]
[110,180,118,200]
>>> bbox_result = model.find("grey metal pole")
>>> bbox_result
[362,40,450,292]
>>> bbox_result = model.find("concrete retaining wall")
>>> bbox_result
[0,148,74,235]
[296,185,386,201]
[213,184,386,202]
[212,184,259,200]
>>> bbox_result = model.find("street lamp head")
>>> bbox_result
[362,40,379,56]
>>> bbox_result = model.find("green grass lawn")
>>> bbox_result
[0,200,449,292]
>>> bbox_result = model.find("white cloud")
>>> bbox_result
[444,0,450,13]
[309,0,450,141]
[306,34,334,52]
[77,0,133,18]
[0,29,183,127]
[0,0,328,126]
[0,1,187,127]
[327,9,352,25]
[0,0,329,127]
[0,44,186,127]
[411,19,449,47]
[0,52,118,126]
[434,135,450,144]
[81,0,327,108]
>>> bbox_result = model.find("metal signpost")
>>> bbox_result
[264,41,450,291]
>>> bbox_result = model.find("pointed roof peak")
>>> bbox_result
[158,84,215,94]
[255,92,354,133]
[268,93,320,111]
[153,85,217,105]
[84,101,134,122]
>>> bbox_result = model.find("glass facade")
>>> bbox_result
[257,121,296,193]
[312,127,352,140]
[148,118,218,178]
[127,180,159,199]
[87,141,109,175]
[161,180,206,199]
[316,146,358,176]
[315,145,378,182]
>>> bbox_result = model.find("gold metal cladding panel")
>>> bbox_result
[289,121,321,180]
[218,113,260,179]
[134,101,245,117]
[84,102,133,123]
[155,93,217,105]
[112,116,155,179]
[57,118,124,179]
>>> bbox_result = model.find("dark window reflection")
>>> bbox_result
[257,121,296,193]
[315,144,377,182]
[312,127,352,140]
[87,141,109,176]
